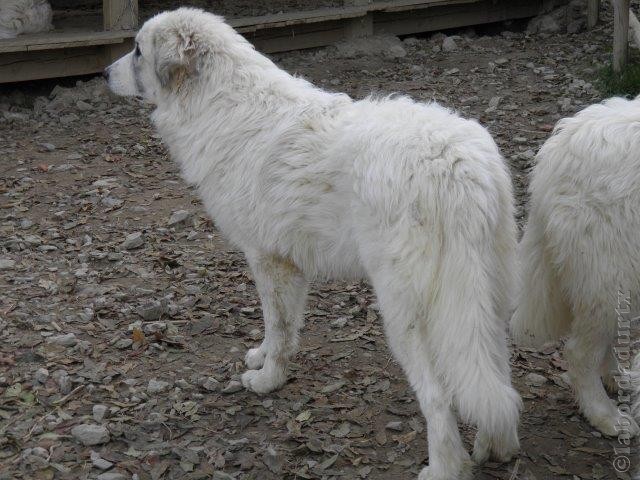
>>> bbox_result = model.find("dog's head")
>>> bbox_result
[104,8,233,103]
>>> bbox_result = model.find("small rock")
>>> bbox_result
[47,333,77,347]
[168,210,191,226]
[71,424,110,446]
[34,368,49,384]
[76,100,93,111]
[147,379,170,394]
[385,421,403,431]
[93,404,108,423]
[52,370,72,394]
[213,472,236,480]
[143,321,166,334]
[121,232,144,250]
[175,379,191,389]
[3,111,29,122]
[115,338,133,349]
[20,218,34,229]
[0,258,16,270]
[97,472,128,480]
[222,380,243,394]
[136,301,166,321]
[331,317,348,328]
[31,447,48,458]
[90,451,113,470]
[488,96,502,108]
[525,372,548,387]
[441,36,457,52]
[40,142,56,152]
[101,196,123,208]
[202,377,221,392]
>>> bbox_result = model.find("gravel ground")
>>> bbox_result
[0,2,637,480]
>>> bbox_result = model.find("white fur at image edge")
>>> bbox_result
[512,95,640,439]
[0,0,53,39]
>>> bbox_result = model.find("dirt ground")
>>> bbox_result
[0,3,637,480]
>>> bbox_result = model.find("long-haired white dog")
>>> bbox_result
[512,96,640,438]
[0,0,52,39]
[105,9,521,478]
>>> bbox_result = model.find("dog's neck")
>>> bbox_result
[149,40,351,187]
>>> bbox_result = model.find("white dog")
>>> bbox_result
[512,95,640,438]
[105,9,521,479]
[0,0,52,39]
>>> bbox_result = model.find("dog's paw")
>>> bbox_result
[471,432,491,465]
[472,429,518,464]
[417,462,473,480]
[589,411,639,438]
[241,368,286,395]
[245,347,266,370]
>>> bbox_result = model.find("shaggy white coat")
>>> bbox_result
[0,0,52,39]
[106,8,522,479]
[512,95,640,438]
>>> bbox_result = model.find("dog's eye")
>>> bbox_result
[135,43,142,57]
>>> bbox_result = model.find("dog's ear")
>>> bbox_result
[154,28,200,91]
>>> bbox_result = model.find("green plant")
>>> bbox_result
[597,59,640,97]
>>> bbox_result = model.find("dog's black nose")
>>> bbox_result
[102,68,110,81]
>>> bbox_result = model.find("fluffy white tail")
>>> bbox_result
[427,202,522,441]
[510,209,572,346]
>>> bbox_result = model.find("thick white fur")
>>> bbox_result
[512,96,640,438]
[0,0,52,39]
[106,9,521,479]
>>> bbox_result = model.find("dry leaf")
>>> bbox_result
[132,327,145,344]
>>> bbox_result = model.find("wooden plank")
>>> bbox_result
[246,0,547,54]
[613,0,630,72]
[104,0,138,31]
[587,0,600,28]
[0,30,135,54]
[0,46,108,83]
[374,0,545,37]
[104,0,138,64]
[0,0,558,82]
[231,0,479,32]
[629,8,640,48]
[345,0,375,38]
[250,22,348,53]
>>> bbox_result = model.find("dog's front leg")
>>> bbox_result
[241,253,308,394]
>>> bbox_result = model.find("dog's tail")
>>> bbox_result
[510,208,572,347]
[425,177,522,447]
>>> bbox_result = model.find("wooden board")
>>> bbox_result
[0,45,119,82]
[613,0,630,72]
[587,0,600,28]
[375,0,546,36]
[0,0,552,83]
[0,30,135,54]
[103,0,138,30]
[231,0,478,32]
[249,0,548,53]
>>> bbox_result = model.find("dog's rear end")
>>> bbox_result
[512,96,640,438]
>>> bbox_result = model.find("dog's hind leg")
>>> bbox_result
[365,267,473,480]
[241,253,308,394]
[565,304,639,437]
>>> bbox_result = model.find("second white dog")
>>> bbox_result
[512,95,640,438]
[0,0,52,39]
[106,8,522,479]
